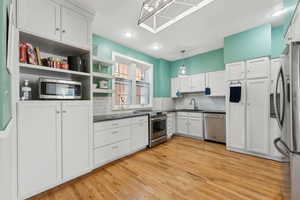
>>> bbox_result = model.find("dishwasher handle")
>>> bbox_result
[204,114,225,119]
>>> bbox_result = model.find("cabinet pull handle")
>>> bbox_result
[112,123,119,126]
[56,111,60,114]
[112,146,118,149]
[62,111,67,113]
[56,28,60,31]
[62,30,66,33]
[112,131,118,134]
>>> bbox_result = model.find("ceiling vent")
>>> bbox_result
[138,0,216,34]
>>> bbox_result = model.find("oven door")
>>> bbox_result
[151,116,167,140]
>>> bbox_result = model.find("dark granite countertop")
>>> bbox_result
[166,109,226,114]
[93,109,226,123]
[94,113,149,123]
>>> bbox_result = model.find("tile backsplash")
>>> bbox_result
[174,93,225,111]
[93,94,225,116]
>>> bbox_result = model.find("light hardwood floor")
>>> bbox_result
[29,136,284,200]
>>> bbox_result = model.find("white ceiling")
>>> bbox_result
[71,0,284,61]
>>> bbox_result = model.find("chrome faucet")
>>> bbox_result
[190,98,199,110]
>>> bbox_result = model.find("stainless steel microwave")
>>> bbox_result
[39,78,82,100]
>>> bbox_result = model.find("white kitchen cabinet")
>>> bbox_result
[226,61,246,81]
[207,70,226,96]
[61,6,90,49]
[17,0,92,49]
[227,81,246,150]
[18,0,61,41]
[176,116,189,135]
[61,102,91,182]
[18,102,61,199]
[270,118,284,158]
[246,57,270,79]
[180,77,191,93]
[167,113,176,138]
[171,78,181,98]
[189,117,204,138]
[131,120,149,152]
[176,113,204,138]
[18,101,92,199]
[190,73,205,92]
[246,79,270,155]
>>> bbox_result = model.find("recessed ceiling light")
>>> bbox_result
[124,31,133,38]
[152,44,161,50]
[272,9,285,17]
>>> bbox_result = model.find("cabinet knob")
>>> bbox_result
[56,28,60,31]
[56,111,60,114]
[62,30,66,33]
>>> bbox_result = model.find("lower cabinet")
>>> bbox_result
[61,102,91,182]
[17,101,91,200]
[93,116,149,168]
[167,113,176,138]
[176,112,204,138]
[131,120,149,152]
[18,102,61,200]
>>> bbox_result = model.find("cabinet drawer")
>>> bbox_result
[131,116,148,124]
[189,113,203,118]
[94,126,130,148]
[177,112,189,117]
[94,118,131,131]
[94,140,130,166]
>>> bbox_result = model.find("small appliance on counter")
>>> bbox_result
[68,56,87,72]
[39,78,82,100]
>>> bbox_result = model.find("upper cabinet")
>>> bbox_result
[171,71,224,97]
[226,61,245,81]
[18,0,61,41]
[17,0,93,50]
[190,74,205,92]
[61,6,90,49]
[246,57,270,79]
[207,71,226,96]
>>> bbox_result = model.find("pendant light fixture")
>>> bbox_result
[178,50,188,77]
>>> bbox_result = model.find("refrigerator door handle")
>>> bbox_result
[274,137,300,156]
[274,67,286,129]
[274,137,290,157]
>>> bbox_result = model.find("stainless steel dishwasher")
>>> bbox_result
[204,113,226,143]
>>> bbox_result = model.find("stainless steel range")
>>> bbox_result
[135,110,168,148]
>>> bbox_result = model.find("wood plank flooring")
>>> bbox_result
[28,136,284,200]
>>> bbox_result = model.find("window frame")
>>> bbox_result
[112,52,153,110]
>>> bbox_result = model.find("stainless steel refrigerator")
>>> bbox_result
[274,42,300,200]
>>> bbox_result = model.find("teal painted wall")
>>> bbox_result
[272,26,285,58]
[284,0,299,34]
[156,59,171,97]
[93,34,171,97]
[170,48,224,78]
[224,24,272,64]
[0,0,11,131]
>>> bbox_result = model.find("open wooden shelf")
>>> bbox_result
[92,72,114,79]
[93,56,115,66]
[19,63,91,77]
[93,88,113,94]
